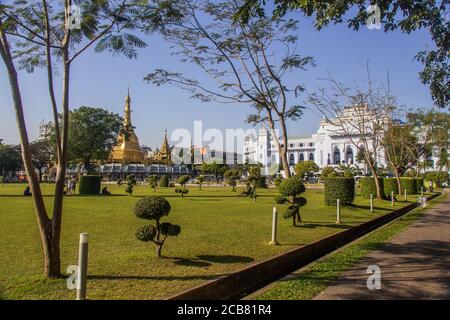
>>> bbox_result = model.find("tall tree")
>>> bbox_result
[294,160,319,179]
[308,67,392,199]
[380,118,418,193]
[0,0,173,277]
[406,109,449,176]
[236,0,449,109]
[0,142,22,177]
[64,106,125,172]
[30,139,54,182]
[144,0,314,178]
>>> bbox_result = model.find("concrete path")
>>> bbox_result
[314,191,450,300]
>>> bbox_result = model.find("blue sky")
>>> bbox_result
[0,14,436,148]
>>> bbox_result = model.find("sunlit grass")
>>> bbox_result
[0,183,426,299]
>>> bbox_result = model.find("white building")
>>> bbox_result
[243,105,436,176]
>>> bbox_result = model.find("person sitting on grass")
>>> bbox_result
[23,186,32,196]
[101,186,111,195]
[388,193,398,202]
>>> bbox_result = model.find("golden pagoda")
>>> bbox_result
[151,130,173,165]
[111,90,146,163]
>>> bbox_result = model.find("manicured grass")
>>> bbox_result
[253,192,445,300]
[0,183,426,300]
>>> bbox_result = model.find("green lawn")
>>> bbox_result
[0,183,425,300]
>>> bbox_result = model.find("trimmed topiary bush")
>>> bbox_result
[273,176,283,188]
[277,176,307,226]
[324,177,355,206]
[78,175,101,195]
[360,177,384,199]
[256,176,267,189]
[399,177,417,195]
[274,195,287,204]
[415,178,424,192]
[134,196,180,258]
[159,175,169,187]
[383,178,398,198]
[125,183,133,195]
[126,174,136,185]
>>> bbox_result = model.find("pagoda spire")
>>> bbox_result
[124,88,131,126]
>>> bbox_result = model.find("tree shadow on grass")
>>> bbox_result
[172,258,212,268]
[350,204,392,212]
[88,274,221,281]
[299,223,352,229]
[196,255,254,264]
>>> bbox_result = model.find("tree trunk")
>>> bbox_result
[0,25,61,277]
[279,121,291,178]
[296,211,301,224]
[43,225,62,278]
[393,166,402,195]
[156,244,162,258]
[367,160,383,199]
[38,168,43,182]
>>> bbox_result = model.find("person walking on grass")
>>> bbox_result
[67,177,73,195]
[71,176,77,195]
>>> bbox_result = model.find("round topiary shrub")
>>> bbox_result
[133,196,180,258]
[78,175,101,195]
[278,176,307,226]
[159,175,169,187]
[279,176,306,197]
[134,196,171,220]
[399,177,417,195]
[415,178,424,192]
[360,177,384,199]
[383,178,399,198]
[324,177,355,206]
[135,224,157,241]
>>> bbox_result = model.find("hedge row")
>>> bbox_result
[78,175,101,195]
[383,178,398,197]
[399,177,417,195]
[360,177,384,199]
[416,178,424,191]
[324,177,355,206]
[361,177,423,198]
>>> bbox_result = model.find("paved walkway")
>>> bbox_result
[314,191,450,300]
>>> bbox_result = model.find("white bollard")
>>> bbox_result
[421,187,424,197]
[336,199,341,224]
[370,194,374,212]
[270,207,279,245]
[421,197,427,208]
[404,189,407,201]
[76,233,89,300]
[391,191,394,206]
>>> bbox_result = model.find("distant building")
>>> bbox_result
[38,120,52,140]
[244,105,440,176]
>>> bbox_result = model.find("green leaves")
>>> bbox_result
[134,196,171,220]
[135,224,157,242]
[160,222,181,237]
[278,176,305,197]
[134,196,181,256]
[94,33,147,59]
